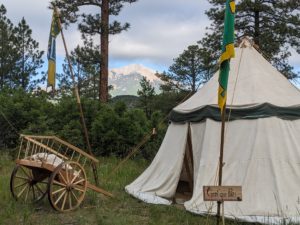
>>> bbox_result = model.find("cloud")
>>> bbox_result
[2,0,211,71]
[2,0,299,73]
[109,0,211,70]
[109,20,208,64]
[3,0,51,52]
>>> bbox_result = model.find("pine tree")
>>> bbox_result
[0,5,44,91]
[52,0,138,102]
[13,18,44,90]
[0,4,18,89]
[137,77,156,118]
[60,40,100,99]
[74,38,101,99]
[158,45,216,93]
[204,0,300,79]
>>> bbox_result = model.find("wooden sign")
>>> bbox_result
[203,186,242,201]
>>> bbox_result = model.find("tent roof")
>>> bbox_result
[170,40,300,122]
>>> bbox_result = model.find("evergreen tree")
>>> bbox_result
[52,0,138,102]
[158,45,216,93]
[74,38,101,99]
[137,76,156,118]
[13,18,44,90]
[204,0,300,79]
[0,4,18,89]
[60,41,100,99]
[0,5,44,91]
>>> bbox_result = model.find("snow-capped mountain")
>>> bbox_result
[109,64,162,96]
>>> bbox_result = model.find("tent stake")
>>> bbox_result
[217,104,226,225]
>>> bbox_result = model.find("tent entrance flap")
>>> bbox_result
[125,122,190,205]
[174,125,194,204]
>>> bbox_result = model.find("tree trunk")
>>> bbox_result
[22,34,25,89]
[0,54,3,88]
[254,1,260,46]
[77,63,81,96]
[0,72,3,89]
[93,73,96,100]
[99,0,109,103]
[191,57,196,93]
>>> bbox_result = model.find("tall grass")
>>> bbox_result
[0,151,296,225]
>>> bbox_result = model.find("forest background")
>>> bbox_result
[1,0,300,161]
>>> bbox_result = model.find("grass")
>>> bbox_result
[0,151,260,225]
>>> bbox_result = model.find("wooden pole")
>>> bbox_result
[216,104,226,225]
[53,7,99,186]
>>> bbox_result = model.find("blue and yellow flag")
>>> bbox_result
[47,10,61,89]
[218,0,235,112]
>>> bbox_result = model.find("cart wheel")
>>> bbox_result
[48,161,87,212]
[10,164,48,203]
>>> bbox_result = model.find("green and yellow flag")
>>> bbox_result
[47,10,61,89]
[218,0,235,112]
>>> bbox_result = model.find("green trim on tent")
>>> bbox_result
[170,103,300,122]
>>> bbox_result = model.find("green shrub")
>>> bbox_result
[0,89,166,160]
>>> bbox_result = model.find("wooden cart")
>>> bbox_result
[10,135,112,212]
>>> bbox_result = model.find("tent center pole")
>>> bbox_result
[217,104,226,225]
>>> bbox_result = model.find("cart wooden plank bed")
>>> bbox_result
[10,135,113,212]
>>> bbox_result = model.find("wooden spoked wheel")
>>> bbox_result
[48,161,87,212]
[10,164,48,203]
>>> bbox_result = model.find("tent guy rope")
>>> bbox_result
[0,110,20,136]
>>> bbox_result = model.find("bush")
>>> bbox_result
[0,89,167,160]
[91,103,150,157]
[0,88,54,148]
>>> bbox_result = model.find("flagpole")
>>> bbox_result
[53,6,99,186]
[217,104,226,225]
[216,0,235,222]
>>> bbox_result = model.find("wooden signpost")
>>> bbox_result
[203,186,242,202]
[203,185,242,225]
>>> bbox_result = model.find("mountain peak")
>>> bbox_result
[110,64,158,81]
[108,64,162,96]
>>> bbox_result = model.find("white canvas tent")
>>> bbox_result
[125,40,300,224]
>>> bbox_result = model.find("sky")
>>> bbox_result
[1,0,212,73]
[1,0,299,74]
